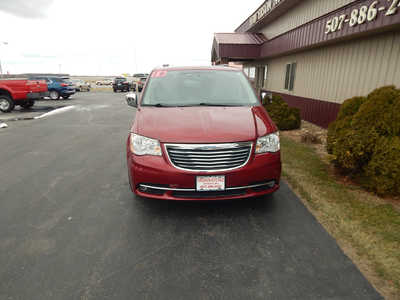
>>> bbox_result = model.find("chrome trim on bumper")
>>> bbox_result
[139,181,275,192]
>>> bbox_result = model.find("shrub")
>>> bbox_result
[327,86,400,196]
[364,136,400,196]
[327,115,353,154]
[327,96,366,154]
[336,96,367,120]
[353,86,400,137]
[264,94,301,131]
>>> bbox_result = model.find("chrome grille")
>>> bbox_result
[165,142,253,172]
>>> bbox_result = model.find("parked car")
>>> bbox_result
[132,73,149,92]
[136,76,148,92]
[0,78,48,112]
[66,78,77,91]
[113,77,130,92]
[96,79,113,86]
[125,66,281,201]
[71,79,91,92]
[30,76,75,100]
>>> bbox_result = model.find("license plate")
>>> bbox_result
[196,176,225,191]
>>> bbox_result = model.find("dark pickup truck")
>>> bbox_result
[113,77,130,92]
[0,78,48,112]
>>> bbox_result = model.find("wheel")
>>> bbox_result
[62,95,70,100]
[0,95,14,112]
[113,89,117,93]
[20,100,35,109]
[49,90,60,100]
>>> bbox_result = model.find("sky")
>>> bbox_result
[0,0,262,76]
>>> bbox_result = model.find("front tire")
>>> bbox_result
[49,90,60,100]
[62,95,70,100]
[0,95,14,112]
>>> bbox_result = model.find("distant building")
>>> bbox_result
[1,73,69,79]
[21,73,70,78]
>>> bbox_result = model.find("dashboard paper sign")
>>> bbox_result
[196,176,225,191]
[151,70,167,78]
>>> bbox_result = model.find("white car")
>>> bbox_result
[71,79,91,92]
[96,79,113,86]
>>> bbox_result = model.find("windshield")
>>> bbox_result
[141,70,258,107]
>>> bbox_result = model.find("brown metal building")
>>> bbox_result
[212,0,400,127]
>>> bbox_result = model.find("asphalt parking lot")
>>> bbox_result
[0,92,382,300]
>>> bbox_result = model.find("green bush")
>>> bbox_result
[263,94,301,131]
[327,86,400,196]
[337,96,367,120]
[364,136,400,196]
[327,96,367,154]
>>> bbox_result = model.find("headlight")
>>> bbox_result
[130,133,162,156]
[255,132,280,154]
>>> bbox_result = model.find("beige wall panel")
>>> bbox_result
[260,31,400,104]
[261,0,355,39]
[389,33,400,86]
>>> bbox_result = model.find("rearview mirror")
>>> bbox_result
[126,92,137,108]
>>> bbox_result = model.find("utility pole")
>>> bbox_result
[0,41,9,77]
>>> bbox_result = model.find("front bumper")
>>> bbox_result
[127,141,281,201]
[61,89,75,96]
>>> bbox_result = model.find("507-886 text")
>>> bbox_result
[325,0,399,34]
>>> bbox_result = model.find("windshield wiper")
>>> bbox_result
[142,103,169,107]
[142,103,244,107]
[198,102,242,107]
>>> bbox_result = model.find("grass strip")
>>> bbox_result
[280,135,400,299]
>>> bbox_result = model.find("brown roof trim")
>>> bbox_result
[216,0,400,62]
[260,0,400,59]
[214,33,267,45]
[211,33,267,63]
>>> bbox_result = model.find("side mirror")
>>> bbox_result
[260,91,267,105]
[260,91,271,105]
[126,92,138,107]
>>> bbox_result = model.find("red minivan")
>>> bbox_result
[126,66,281,201]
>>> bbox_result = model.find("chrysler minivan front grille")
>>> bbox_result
[165,142,253,172]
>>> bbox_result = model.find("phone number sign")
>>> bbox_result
[325,0,400,34]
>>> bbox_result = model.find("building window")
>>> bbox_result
[243,67,249,77]
[264,65,268,82]
[249,67,256,79]
[284,62,296,91]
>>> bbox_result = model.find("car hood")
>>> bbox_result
[134,106,275,143]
